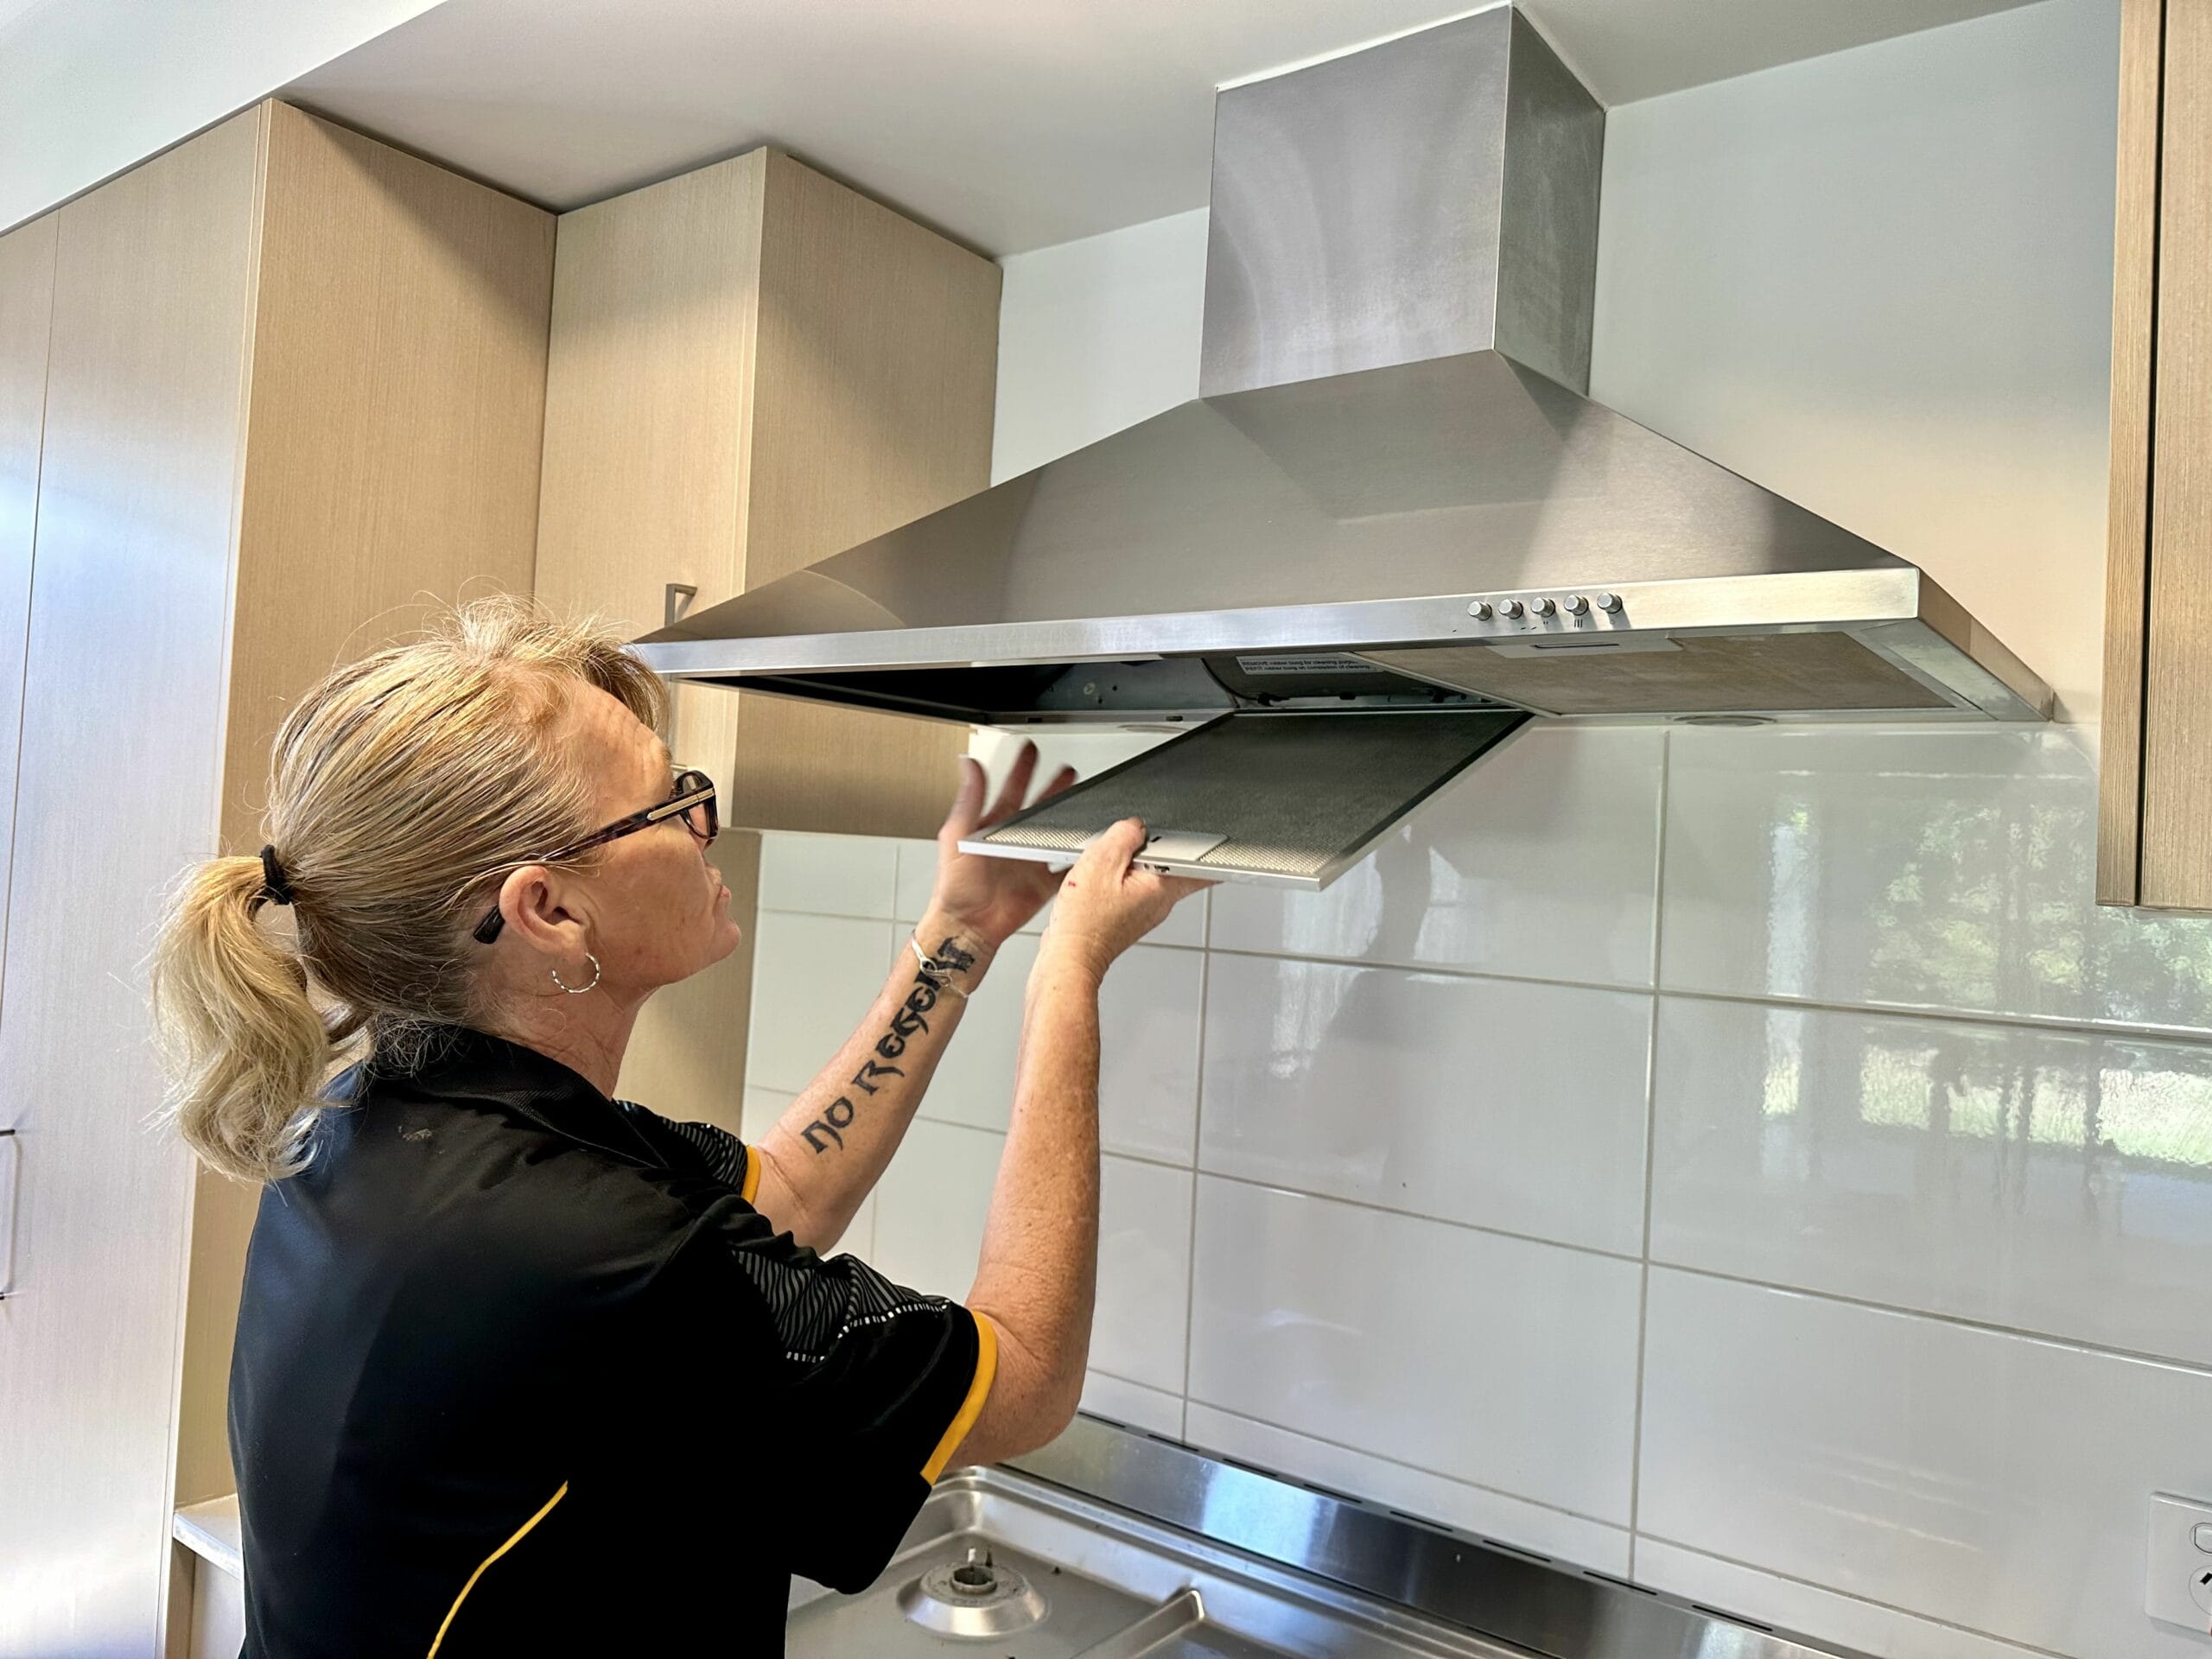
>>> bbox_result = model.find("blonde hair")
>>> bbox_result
[152,596,666,1183]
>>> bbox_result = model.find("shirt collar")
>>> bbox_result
[374,1024,661,1166]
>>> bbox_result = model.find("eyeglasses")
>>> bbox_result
[471,766,719,944]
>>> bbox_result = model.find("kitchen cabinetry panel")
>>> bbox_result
[0,103,554,1655]
[225,103,555,814]
[2102,0,2212,910]
[0,214,56,999]
[0,111,264,1659]
[535,147,998,1125]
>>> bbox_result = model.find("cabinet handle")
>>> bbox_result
[0,1127,16,1301]
[664,583,699,631]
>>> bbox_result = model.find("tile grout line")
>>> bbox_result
[899,1109,2212,1380]
[815,1040,2212,1377]
[759,900,2212,1053]
[1626,728,1672,1579]
[1637,1533,2070,1659]
[1181,1396,1630,1541]
[1176,895,1213,1442]
[1120,1132,2212,1383]
[1647,1258,2212,1378]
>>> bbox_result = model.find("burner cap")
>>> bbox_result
[899,1547,1049,1638]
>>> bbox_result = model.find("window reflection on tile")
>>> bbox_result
[1662,724,2212,1031]
[1209,725,1662,988]
[1200,952,1650,1255]
[1652,995,2212,1363]
[1638,1268,2212,1659]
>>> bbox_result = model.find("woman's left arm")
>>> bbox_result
[745,745,1071,1252]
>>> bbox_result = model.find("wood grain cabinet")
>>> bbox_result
[534,147,1000,1122]
[0,104,552,1656]
[2102,0,2212,908]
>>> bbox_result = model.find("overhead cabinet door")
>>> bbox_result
[2103,0,2212,909]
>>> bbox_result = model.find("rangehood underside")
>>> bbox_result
[634,350,2051,728]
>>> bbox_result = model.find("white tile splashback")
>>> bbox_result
[1630,1540,2051,1659]
[1183,1403,1633,1576]
[1207,724,1664,989]
[744,702,2212,1659]
[1662,724,2212,1032]
[1638,1268,2212,1659]
[743,912,893,1094]
[1187,1178,1643,1528]
[757,832,899,920]
[1651,996,2212,1365]
[1199,954,1650,1255]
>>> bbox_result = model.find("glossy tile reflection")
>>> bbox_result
[1090,1155,1194,1392]
[1182,1403,1633,1574]
[745,912,895,1093]
[1651,997,2212,1363]
[1662,724,2212,1030]
[1189,1176,1642,1525]
[1200,953,1650,1254]
[1208,724,1662,988]
[1638,1268,2212,1659]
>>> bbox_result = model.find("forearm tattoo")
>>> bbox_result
[798,936,978,1154]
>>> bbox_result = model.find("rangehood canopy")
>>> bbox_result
[634,3,2050,887]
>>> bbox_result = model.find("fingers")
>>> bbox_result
[984,741,1040,825]
[1069,817,1147,886]
[1037,763,1078,804]
[939,755,987,842]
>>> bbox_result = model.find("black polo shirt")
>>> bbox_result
[229,1026,993,1657]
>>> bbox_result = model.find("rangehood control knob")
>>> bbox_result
[1467,601,1494,620]
[1529,597,1557,618]
[1497,599,1525,620]
[1562,594,1591,616]
[1597,593,1624,613]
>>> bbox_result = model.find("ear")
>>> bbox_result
[493,863,591,956]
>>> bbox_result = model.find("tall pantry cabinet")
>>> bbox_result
[0,105,553,1656]
[534,146,1001,1124]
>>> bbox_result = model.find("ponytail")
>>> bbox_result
[150,598,666,1183]
[153,855,336,1182]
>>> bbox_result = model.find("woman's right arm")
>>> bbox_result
[946,818,1206,1467]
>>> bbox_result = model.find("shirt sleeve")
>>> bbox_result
[654,1199,997,1592]
[613,1099,760,1203]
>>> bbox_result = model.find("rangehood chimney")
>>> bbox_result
[635,4,2050,890]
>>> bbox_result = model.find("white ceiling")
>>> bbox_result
[287,0,2045,256]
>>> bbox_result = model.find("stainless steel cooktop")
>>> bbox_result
[785,1416,1868,1659]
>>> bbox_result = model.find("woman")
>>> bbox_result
[153,599,1202,1657]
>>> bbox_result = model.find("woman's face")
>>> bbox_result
[555,683,742,995]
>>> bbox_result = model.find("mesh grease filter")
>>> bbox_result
[975,709,1527,887]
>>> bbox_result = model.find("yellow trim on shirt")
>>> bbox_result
[921,1310,998,1484]
[739,1143,761,1204]
[424,1480,569,1657]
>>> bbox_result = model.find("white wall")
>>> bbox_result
[746,4,2212,1656]
[0,0,445,233]
[988,207,1210,484]
[1593,0,2119,721]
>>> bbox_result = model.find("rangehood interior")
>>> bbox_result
[634,3,2050,889]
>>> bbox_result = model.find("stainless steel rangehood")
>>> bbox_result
[636,3,2050,889]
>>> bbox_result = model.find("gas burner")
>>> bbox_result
[899,1546,1049,1639]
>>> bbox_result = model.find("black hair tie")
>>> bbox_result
[258,844,295,907]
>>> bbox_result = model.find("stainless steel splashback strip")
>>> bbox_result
[1012,1415,1875,1659]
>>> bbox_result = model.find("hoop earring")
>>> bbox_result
[551,952,601,995]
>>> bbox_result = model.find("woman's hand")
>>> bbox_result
[922,743,1079,962]
[1035,817,1211,987]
